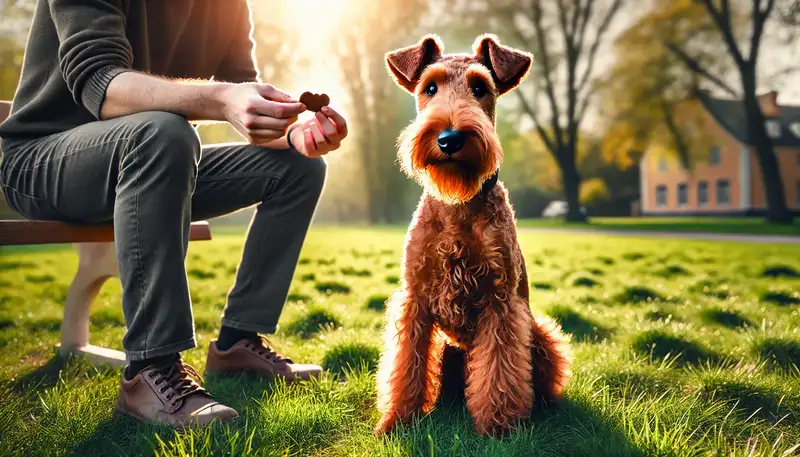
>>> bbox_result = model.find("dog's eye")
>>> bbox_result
[424,82,437,97]
[471,81,487,98]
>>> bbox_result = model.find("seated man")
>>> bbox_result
[0,0,347,428]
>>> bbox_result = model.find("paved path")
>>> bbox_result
[520,228,800,244]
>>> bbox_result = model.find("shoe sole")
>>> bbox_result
[114,405,239,430]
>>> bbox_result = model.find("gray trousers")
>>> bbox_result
[0,111,327,360]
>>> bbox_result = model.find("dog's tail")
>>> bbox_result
[529,315,572,408]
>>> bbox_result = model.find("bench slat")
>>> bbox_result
[0,220,212,246]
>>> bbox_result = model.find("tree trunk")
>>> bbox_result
[559,154,587,222]
[742,83,793,224]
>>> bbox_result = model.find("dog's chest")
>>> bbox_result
[427,231,496,335]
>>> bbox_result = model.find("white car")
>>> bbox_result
[541,201,587,218]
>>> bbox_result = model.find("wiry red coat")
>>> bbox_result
[376,34,572,437]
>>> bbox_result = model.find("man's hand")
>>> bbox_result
[223,84,307,145]
[289,106,349,158]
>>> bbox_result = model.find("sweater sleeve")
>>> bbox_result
[215,1,260,84]
[49,0,134,118]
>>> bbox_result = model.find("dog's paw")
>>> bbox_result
[373,413,400,436]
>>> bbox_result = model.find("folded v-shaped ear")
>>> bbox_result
[473,34,532,95]
[385,34,444,93]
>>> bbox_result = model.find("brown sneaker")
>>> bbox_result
[115,360,238,429]
[206,337,322,381]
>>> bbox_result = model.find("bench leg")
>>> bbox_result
[56,242,127,368]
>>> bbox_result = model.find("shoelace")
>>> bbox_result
[148,361,205,406]
[244,335,292,363]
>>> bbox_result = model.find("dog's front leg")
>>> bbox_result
[465,297,534,436]
[374,290,434,435]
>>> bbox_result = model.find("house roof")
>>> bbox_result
[697,93,800,148]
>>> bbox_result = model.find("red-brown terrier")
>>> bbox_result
[375,34,572,437]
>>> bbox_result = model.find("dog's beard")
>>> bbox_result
[398,106,502,204]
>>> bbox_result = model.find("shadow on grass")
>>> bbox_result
[414,395,645,457]
[754,338,800,371]
[10,355,112,395]
[631,330,719,367]
[697,308,752,329]
[548,306,611,342]
[700,378,797,423]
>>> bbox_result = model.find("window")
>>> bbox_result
[658,158,668,173]
[709,146,721,165]
[678,183,688,206]
[716,179,731,205]
[698,181,709,206]
[796,181,800,206]
[656,185,668,207]
[790,123,800,138]
[765,120,781,138]
[789,122,800,138]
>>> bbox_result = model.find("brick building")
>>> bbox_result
[639,91,800,216]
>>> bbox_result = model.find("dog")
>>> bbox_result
[374,34,572,437]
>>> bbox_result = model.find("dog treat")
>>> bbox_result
[299,92,330,112]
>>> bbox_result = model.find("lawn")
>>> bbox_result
[1,226,800,456]
[518,217,800,236]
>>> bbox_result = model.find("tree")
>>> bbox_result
[333,1,429,223]
[443,0,627,222]
[666,0,795,224]
[600,0,728,170]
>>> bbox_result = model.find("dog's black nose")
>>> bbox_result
[437,129,465,155]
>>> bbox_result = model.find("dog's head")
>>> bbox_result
[386,34,532,204]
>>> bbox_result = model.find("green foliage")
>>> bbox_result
[579,178,611,206]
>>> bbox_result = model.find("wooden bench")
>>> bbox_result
[0,100,212,367]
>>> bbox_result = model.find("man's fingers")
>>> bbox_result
[249,130,284,144]
[315,112,337,139]
[303,127,317,155]
[257,84,297,103]
[321,106,348,137]
[248,98,306,119]
[310,122,326,147]
[244,115,291,131]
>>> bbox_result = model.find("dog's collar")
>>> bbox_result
[481,168,499,195]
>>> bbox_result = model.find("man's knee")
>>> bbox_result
[131,111,201,174]
[297,156,327,199]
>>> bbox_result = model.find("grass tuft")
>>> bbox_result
[614,286,665,304]
[340,266,372,277]
[653,264,690,278]
[753,337,800,370]
[385,275,399,285]
[547,305,610,342]
[760,290,800,306]
[321,342,381,376]
[760,264,799,278]
[314,281,351,294]
[698,307,752,329]
[571,275,600,288]
[187,268,216,280]
[285,307,342,338]
[365,294,389,312]
[632,330,717,366]
[531,282,553,290]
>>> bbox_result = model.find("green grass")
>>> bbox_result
[518,216,800,236]
[2,227,800,456]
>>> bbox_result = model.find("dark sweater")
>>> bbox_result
[0,0,259,142]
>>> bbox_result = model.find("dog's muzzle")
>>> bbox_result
[437,129,466,155]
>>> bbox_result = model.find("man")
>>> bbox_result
[0,0,347,428]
